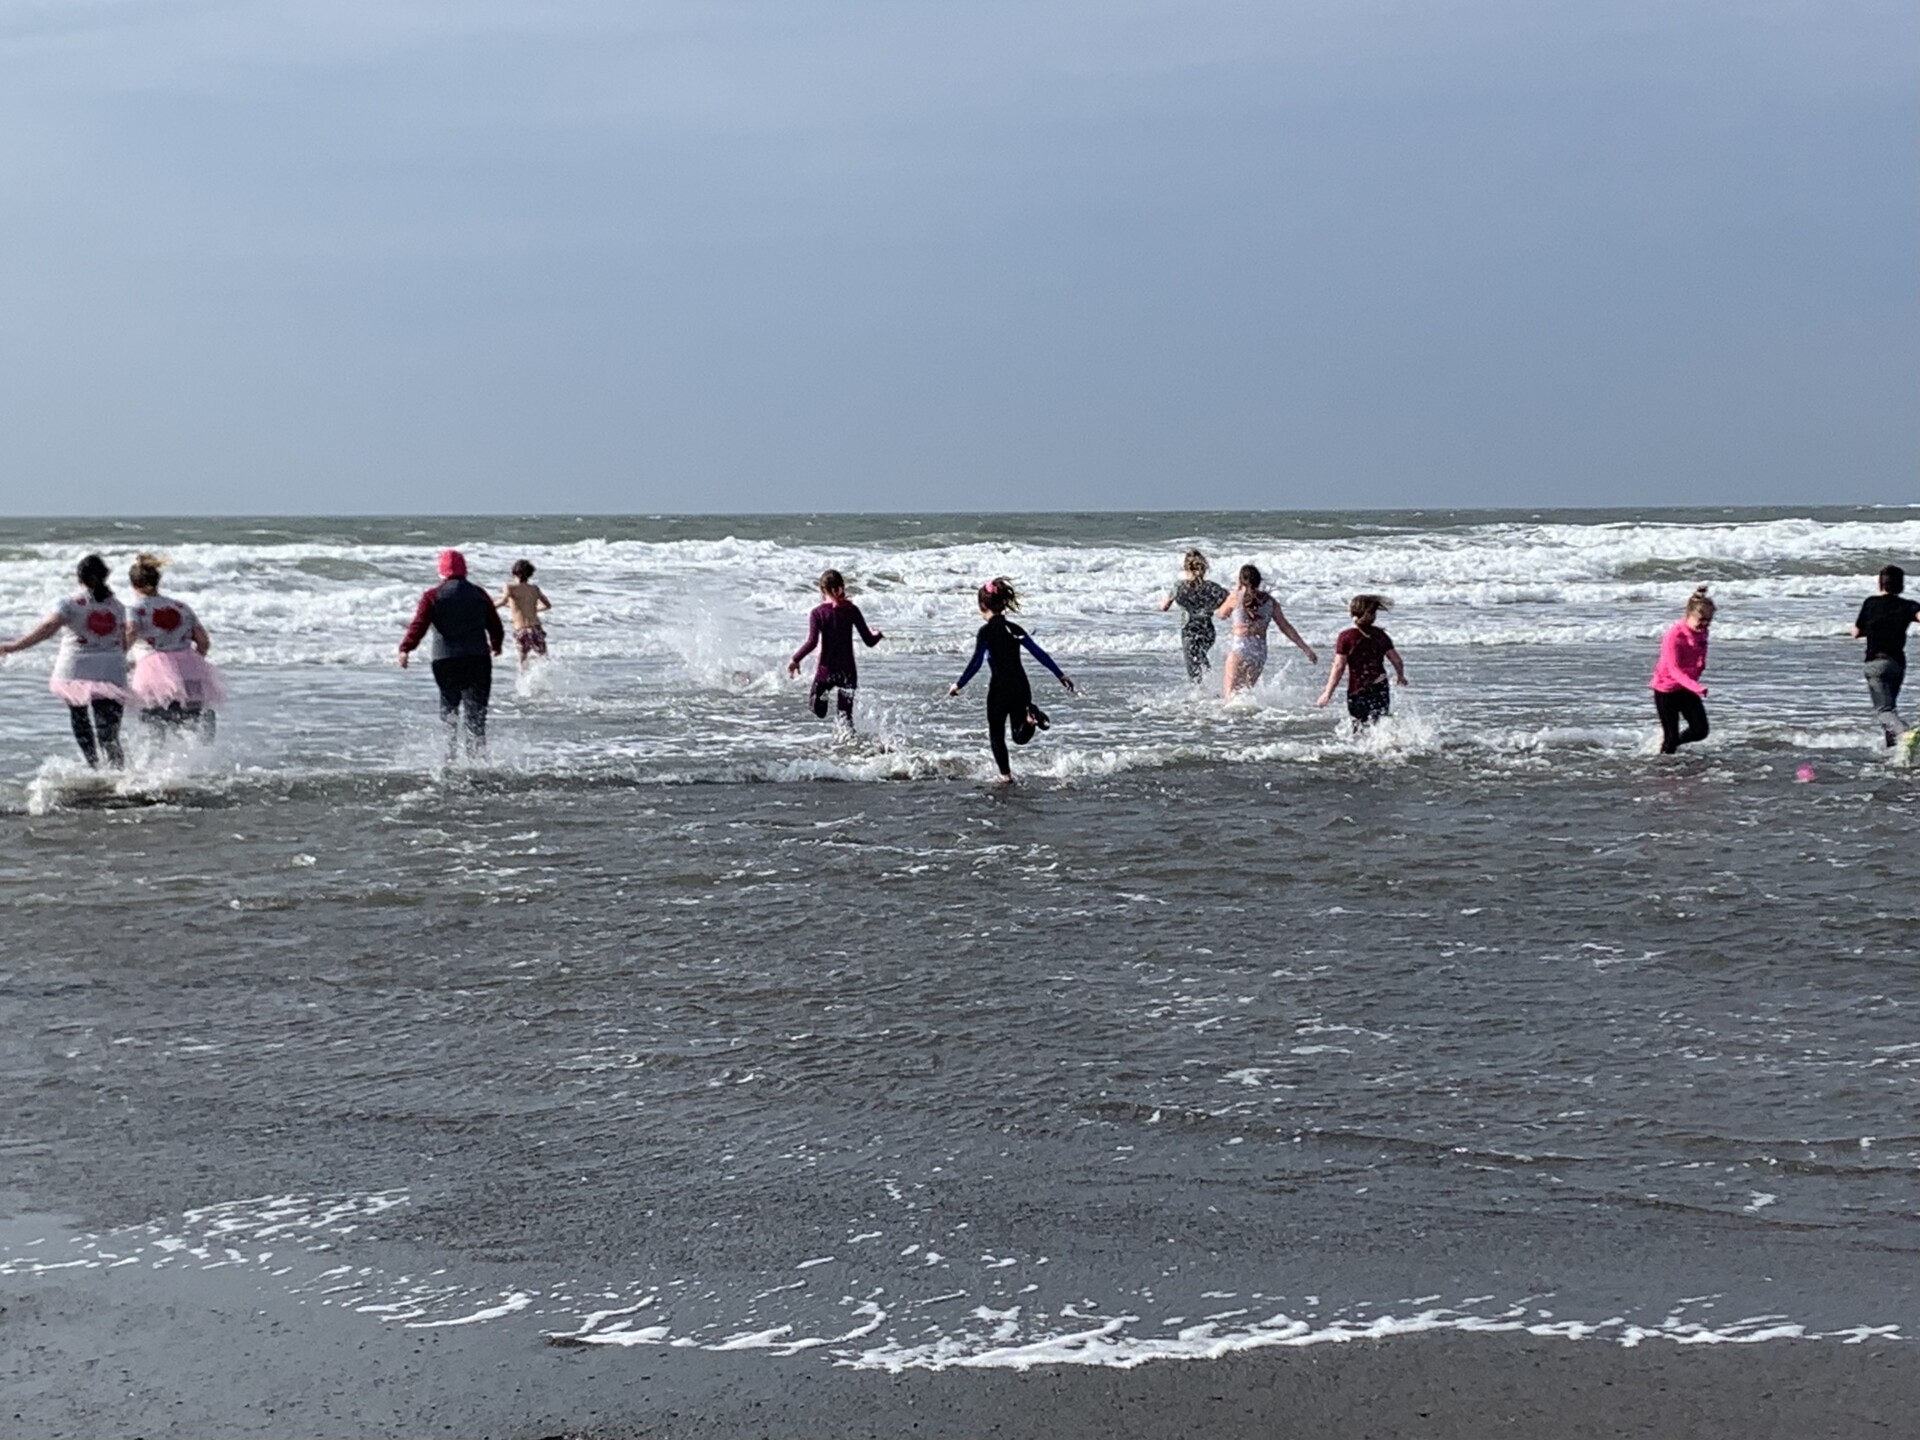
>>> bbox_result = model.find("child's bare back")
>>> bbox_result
[497,581,549,633]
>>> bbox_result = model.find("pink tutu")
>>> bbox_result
[129,650,227,709]
[49,677,131,707]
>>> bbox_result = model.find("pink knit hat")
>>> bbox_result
[437,549,467,578]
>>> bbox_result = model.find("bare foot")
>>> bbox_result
[993,773,1015,786]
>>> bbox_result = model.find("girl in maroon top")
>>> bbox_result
[788,569,885,730]
[1316,593,1406,726]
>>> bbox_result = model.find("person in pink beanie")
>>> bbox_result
[398,549,504,757]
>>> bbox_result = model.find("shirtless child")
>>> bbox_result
[496,560,552,665]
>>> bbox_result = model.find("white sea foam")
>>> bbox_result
[3,1193,1902,1371]
[4,510,1912,800]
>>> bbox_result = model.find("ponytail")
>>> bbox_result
[1349,593,1391,628]
[129,552,165,591]
[978,577,1019,615]
[76,554,111,603]
[1685,585,1715,621]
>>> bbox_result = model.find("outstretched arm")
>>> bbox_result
[1020,633,1075,691]
[1159,594,1175,613]
[788,610,822,676]
[1315,655,1347,707]
[1214,587,1239,621]
[1273,609,1317,664]
[1,614,64,656]
[852,604,884,647]
[949,634,988,694]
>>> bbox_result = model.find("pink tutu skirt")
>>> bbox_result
[49,677,131,707]
[129,650,226,709]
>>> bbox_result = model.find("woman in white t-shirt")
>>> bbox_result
[124,552,224,740]
[0,554,132,767]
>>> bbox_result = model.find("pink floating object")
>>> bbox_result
[1795,764,1816,783]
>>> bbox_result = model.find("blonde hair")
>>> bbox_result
[1182,549,1208,580]
[129,552,167,591]
[1349,593,1391,627]
[1685,585,1715,620]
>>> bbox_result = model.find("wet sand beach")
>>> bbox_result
[6,1213,1913,1440]
[3,513,1917,1435]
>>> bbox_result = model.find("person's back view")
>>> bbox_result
[496,559,552,666]
[398,549,505,756]
[1853,564,1920,747]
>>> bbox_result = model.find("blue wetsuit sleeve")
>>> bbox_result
[1021,632,1066,682]
[954,633,987,690]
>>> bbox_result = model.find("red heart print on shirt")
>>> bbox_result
[85,610,116,636]
[153,606,182,632]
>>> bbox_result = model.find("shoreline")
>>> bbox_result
[5,1209,1910,1440]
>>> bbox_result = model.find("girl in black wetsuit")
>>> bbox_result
[948,578,1076,784]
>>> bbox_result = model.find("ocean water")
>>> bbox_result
[1,507,1916,1366]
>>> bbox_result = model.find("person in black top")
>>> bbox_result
[1159,549,1230,682]
[398,549,506,758]
[949,577,1076,784]
[1852,565,1920,747]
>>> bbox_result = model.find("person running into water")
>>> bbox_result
[1851,564,1920,748]
[124,553,224,740]
[496,560,552,666]
[0,554,131,769]
[948,578,1076,784]
[398,549,504,758]
[1651,586,1714,755]
[1160,549,1229,682]
[1316,593,1407,727]
[1215,563,1316,697]
[787,568,885,731]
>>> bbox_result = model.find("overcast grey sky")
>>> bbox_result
[0,0,1912,514]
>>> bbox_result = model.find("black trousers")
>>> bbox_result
[432,655,493,754]
[809,671,857,724]
[1654,688,1709,755]
[68,699,124,768]
[141,702,215,742]
[986,680,1039,777]
[1347,680,1391,725]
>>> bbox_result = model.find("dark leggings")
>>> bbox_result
[1654,688,1709,754]
[987,682,1040,777]
[432,656,493,755]
[141,702,215,742]
[809,672,856,726]
[68,699,125,768]
[1347,680,1391,726]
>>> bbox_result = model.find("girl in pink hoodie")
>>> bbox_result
[1650,586,1715,755]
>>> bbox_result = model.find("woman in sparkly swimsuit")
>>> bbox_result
[1214,563,1317,697]
[1160,549,1229,682]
